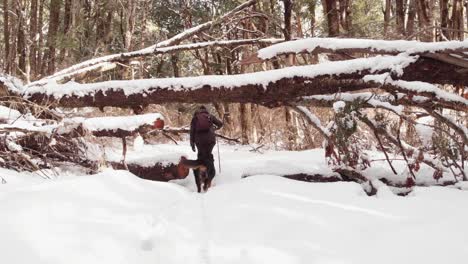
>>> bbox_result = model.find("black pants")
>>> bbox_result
[195,141,216,180]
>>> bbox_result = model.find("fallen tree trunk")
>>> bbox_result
[27,76,375,109]
[22,56,467,109]
[24,55,421,108]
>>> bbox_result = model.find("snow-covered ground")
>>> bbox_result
[1,143,467,264]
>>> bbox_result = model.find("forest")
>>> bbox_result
[0,1,467,262]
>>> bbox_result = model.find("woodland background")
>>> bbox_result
[1,0,467,151]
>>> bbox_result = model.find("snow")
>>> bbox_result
[364,73,468,106]
[415,116,434,146]
[155,39,283,53]
[0,106,57,134]
[333,101,346,112]
[305,92,404,114]
[0,73,24,93]
[295,106,331,137]
[68,113,163,132]
[25,55,418,98]
[0,159,467,264]
[0,105,22,120]
[258,37,468,59]
[104,144,189,167]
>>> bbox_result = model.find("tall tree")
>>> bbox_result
[440,0,449,39]
[3,0,10,72]
[339,0,353,36]
[383,0,391,36]
[416,0,434,42]
[395,0,405,36]
[16,1,27,75]
[406,0,417,37]
[324,0,340,36]
[29,0,38,77]
[42,0,62,75]
[307,0,317,36]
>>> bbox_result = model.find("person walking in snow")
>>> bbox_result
[190,105,223,189]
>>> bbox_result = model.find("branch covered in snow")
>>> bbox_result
[364,73,468,112]
[257,37,468,60]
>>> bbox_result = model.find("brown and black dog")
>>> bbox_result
[179,156,212,193]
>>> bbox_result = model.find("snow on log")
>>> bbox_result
[257,37,468,59]
[153,38,283,54]
[302,92,405,114]
[24,55,417,108]
[27,0,258,87]
[291,105,331,139]
[364,73,468,112]
[106,145,189,181]
[65,113,163,138]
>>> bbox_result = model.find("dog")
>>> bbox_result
[179,156,211,193]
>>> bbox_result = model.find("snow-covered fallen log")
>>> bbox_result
[256,37,468,60]
[63,113,164,138]
[23,55,419,108]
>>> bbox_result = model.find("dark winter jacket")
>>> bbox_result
[190,109,223,148]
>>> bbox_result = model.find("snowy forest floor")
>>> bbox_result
[1,143,468,264]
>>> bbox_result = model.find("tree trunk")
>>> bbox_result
[171,54,180,77]
[281,0,293,40]
[240,103,250,144]
[37,0,44,77]
[324,0,340,36]
[43,0,61,75]
[16,3,26,75]
[58,0,72,64]
[339,0,353,36]
[450,0,464,40]
[384,0,391,36]
[308,0,316,36]
[124,0,137,50]
[406,0,417,37]
[395,0,405,36]
[3,0,10,72]
[416,0,434,42]
[440,0,449,39]
[29,0,38,78]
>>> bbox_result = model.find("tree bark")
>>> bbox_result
[416,0,434,42]
[406,0,417,37]
[281,0,293,40]
[29,0,38,78]
[395,0,405,36]
[240,103,250,144]
[16,3,27,75]
[384,0,391,36]
[308,0,317,36]
[58,0,72,63]
[324,0,340,36]
[439,0,449,39]
[37,0,44,77]
[339,0,353,36]
[42,0,62,75]
[3,0,10,72]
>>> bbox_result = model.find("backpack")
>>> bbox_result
[195,112,212,132]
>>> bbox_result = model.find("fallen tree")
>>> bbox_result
[22,55,468,110]
[2,32,467,192]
